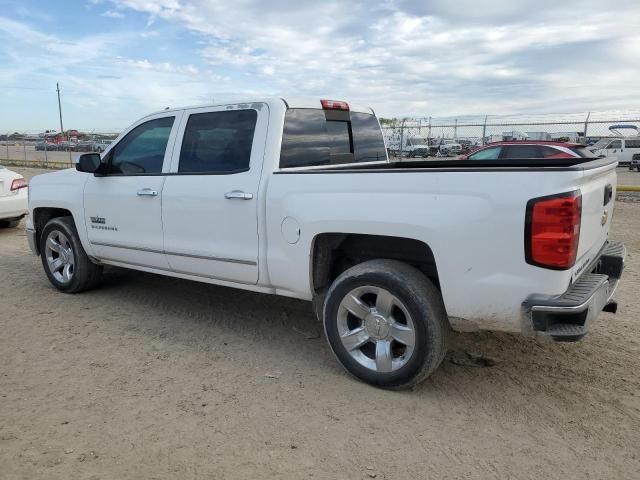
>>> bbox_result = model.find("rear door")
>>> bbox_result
[161,104,268,284]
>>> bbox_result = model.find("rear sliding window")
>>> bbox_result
[279,109,387,168]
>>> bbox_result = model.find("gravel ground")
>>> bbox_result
[1,168,639,479]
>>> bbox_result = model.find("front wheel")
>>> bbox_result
[323,259,449,389]
[40,217,103,293]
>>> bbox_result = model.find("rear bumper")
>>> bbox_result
[0,192,28,220]
[523,241,626,341]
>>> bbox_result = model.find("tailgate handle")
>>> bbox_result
[604,184,613,206]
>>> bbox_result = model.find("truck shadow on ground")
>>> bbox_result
[88,266,599,396]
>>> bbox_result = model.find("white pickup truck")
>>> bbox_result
[26,97,626,389]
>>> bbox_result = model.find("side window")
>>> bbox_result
[107,117,174,175]
[608,140,622,149]
[540,146,574,158]
[468,146,502,160]
[624,139,640,148]
[502,145,540,158]
[178,110,257,174]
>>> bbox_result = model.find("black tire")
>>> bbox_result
[40,216,103,293]
[323,259,449,389]
[0,219,20,228]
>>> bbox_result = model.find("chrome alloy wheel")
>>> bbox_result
[45,230,75,283]
[337,286,416,373]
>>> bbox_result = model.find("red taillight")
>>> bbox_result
[525,191,581,269]
[10,177,27,192]
[321,99,349,111]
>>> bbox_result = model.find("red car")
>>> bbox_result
[459,141,597,160]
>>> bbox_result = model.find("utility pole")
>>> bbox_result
[56,82,64,136]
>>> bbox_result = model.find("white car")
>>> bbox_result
[26,97,625,389]
[439,139,462,155]
[0,166,28,227]
[589,137,640,167]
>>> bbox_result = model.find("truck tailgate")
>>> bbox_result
[572,161,617,279]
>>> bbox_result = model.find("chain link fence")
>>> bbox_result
[0,130,121,169]
[381,111,640,158]
[2,110,640,167]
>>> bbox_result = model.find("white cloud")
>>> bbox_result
[102,0,640,117]
[2,0,640,130]
[101,10,125,18]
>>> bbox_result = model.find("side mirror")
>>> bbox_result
[76,153,102,174]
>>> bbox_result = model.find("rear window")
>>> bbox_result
[569,145,597,158]
[279,109,387,168]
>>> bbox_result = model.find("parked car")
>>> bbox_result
[459,141,597,160]
[385,136,432,157]
[35,141,58,151]
[0,166,28,227]
[26,97,625,389]
[93,140,112,153]
[439,139,462,156]
[589,136,640,167]
[73,141,96,152]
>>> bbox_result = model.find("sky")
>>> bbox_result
[1,0,639,132]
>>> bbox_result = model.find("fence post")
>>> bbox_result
[399,119,406,160]
[427,117,432,142]
[481,115,488,145]
[454,119,458,139]
[44,138,48,163]
[23,142,27,162]
[583,112,591,140]
[5,133,9,161]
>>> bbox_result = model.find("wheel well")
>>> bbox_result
[32,207,73,253]
[311,233,440,296]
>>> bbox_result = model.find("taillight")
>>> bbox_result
[10,178,27,192]
[525,191,581,269]
[321,99,349,111]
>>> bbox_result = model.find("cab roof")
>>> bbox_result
[149,97,374,116]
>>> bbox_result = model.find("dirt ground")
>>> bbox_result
[1,168,639,480]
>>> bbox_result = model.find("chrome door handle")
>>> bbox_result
[224,190,253,200]
[137,188,158,197]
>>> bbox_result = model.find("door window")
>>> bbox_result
[608,140,622,149]
[178,110,257,174]
[107,117,174,175]
[468,146,502,160]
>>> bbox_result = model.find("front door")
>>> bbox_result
[161,104,268,284]
[84,112,182,269]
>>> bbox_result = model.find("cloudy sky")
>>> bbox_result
[1,0,639,131]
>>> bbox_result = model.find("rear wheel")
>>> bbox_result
[323,259,449,389]
[40,217,103,293]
